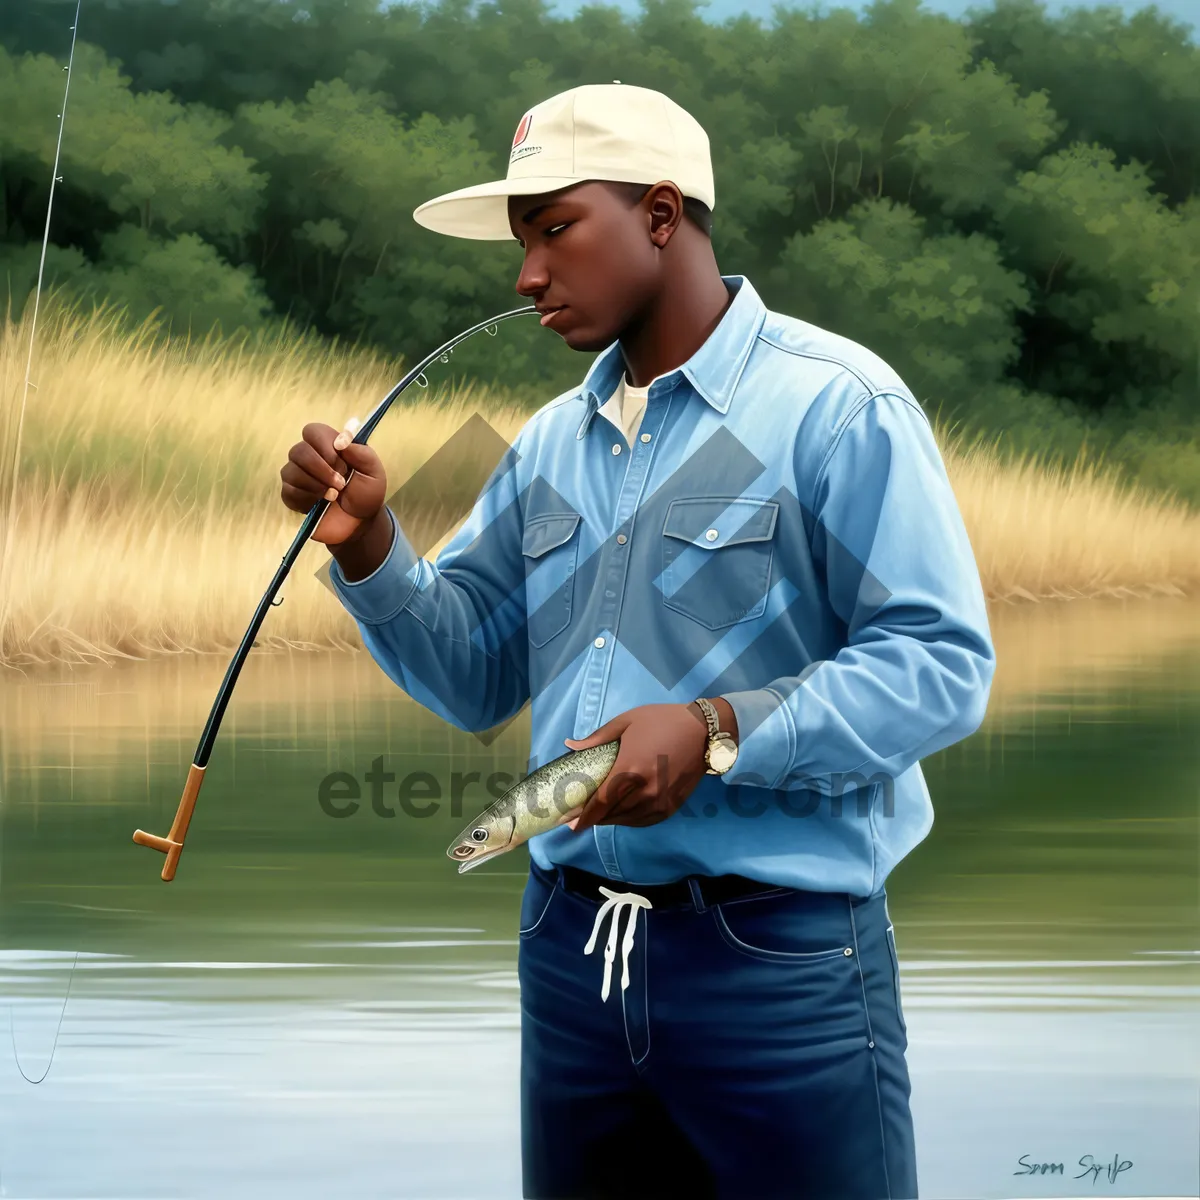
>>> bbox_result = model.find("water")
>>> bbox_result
[1,598,1197,1198]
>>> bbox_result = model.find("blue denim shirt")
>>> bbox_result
[329,274,995,895]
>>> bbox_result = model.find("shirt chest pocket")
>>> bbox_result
[522,512,583,648]
[661,497,779,630]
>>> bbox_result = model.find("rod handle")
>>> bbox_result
[132,762,206,882]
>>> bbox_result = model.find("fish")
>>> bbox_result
[447,740,621,873]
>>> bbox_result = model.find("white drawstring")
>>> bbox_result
[583,886,653,1002]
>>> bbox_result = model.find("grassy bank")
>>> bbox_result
[1,302,1198,672]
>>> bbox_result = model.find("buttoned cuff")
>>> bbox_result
[329,507,421,624]
[718,687,794,791]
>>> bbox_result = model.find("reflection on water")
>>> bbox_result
[1,598,1198,1198]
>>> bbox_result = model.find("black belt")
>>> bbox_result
[554,862,789,911]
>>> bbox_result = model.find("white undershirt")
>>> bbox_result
[596,368,657,447]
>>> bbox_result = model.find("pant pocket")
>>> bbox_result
[883,898,907,1037]
[712,902,854,963]
[518,867,558,939]
[708,888,854,960]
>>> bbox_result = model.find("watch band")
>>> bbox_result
[694,696,721,738]
[693,697,737,775]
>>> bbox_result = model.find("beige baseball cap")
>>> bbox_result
[411,82,715,241]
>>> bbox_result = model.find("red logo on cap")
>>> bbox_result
[512,113,532,149]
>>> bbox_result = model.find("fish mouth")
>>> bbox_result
[455,846,512,874]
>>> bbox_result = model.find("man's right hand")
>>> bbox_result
[280,420,388,546]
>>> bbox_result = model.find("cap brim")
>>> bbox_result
[412,175,594,240]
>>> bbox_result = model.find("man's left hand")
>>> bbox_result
[563,702,719,832]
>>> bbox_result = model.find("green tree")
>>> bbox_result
[969,0,1200,205]
[770,197,1032,406]
[995,143,1200,409]
[0,42,265,241]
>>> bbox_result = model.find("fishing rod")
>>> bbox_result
[132,303,538,881]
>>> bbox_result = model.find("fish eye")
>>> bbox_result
[470,827,489,843]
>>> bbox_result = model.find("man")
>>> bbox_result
[280,83,995,1199]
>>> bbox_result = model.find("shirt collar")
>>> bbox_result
[573,274,766,441]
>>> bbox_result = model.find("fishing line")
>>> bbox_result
[9,951,80,1084]
[1,0,84,1087]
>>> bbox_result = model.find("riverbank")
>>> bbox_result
[2,304,1198,672]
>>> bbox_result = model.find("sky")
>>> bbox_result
[539,0,1199,37]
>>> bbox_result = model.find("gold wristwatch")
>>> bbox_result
[692,697,738,775]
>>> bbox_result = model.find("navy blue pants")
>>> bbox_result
[518,860,917,1200]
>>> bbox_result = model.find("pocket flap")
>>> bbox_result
[522,512,582,559]
[662,497,779,550]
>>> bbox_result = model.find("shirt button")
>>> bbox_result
[616,533,627,545]
[594,636,606,648]
[612,443,622,455]
[705,528,719,542]
[640,433,651,443]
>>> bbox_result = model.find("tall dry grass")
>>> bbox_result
[1,299,1198,672]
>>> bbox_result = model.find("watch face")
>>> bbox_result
[708,738,738,774]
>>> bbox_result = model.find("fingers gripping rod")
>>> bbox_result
[133,306,537,880]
